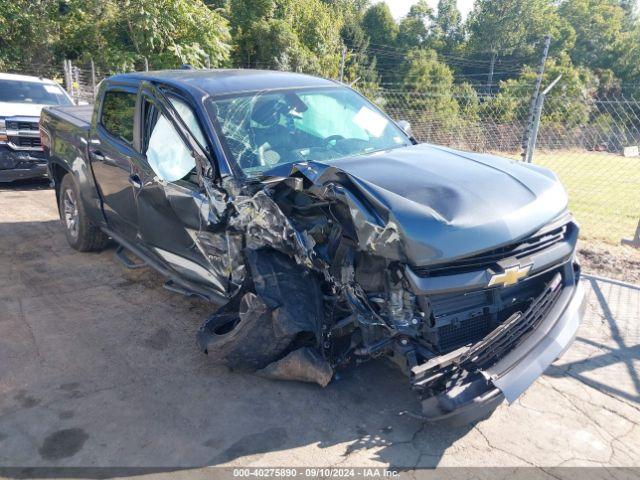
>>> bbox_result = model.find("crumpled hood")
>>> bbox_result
[280,143,568,266]
[0,102,46,118]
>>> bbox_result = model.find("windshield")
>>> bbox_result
[0,80,72,106]
[208,87,410,176]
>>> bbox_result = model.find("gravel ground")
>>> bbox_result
[578,241,640,285]
[0,182,639,474]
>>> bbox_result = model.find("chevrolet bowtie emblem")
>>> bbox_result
[487,263,533,287]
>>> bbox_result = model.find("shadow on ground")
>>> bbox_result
[0,218,475,474]
[2,186,639,472]
[546,276,640,404]
[0,178,51,191]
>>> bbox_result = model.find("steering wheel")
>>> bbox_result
[225,137,260,169]
[323,135,345,147]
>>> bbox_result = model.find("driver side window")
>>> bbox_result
[144,97,204,183]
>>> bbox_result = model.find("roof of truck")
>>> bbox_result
[107,69,339,98]
[0,72,60,84]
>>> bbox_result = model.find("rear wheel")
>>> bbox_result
[59,174,109,252]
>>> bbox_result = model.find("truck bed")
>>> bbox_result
[44,105,93,131]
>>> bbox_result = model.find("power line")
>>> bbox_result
[357,41,528,66]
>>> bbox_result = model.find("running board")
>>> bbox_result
[115,245,147,270]
[163,280,210,301]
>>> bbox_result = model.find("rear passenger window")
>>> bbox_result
[101,91,136,144]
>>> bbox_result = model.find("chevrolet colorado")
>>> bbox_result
[1,73,73,182]
[41,70,586,422]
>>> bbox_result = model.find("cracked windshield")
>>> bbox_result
[209,87,411,176]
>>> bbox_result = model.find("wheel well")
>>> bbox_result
[50,163,70,208]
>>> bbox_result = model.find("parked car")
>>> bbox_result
[0,73,73,182]
[40,70,586,423]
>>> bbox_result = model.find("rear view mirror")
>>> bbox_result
[396,119,412,138]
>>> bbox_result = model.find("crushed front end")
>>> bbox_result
[195,158,585,422]
[316,210,585,422]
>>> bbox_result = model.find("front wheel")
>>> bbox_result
[59,174,109,252]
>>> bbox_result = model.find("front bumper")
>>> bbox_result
[417,279,586,423]
[0,146,48,182]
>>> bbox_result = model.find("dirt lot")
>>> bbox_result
[577,241,640,285]
[0,183,639,473]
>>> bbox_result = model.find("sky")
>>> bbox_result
[381,0,475,20]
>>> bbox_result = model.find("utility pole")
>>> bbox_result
[339,46,347,83]
[487,51,496,95]
[521,35,551,162]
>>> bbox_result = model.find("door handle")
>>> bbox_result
[91,150,105,161]
[129,174,142,189]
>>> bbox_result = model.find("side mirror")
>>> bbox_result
[396,119,413,138]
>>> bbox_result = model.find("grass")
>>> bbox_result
[530,151,639,245]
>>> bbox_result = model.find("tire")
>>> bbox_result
[59,174,109,252]
[200,292,300,370]
[197,250,324,371]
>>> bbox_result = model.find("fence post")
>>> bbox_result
[90,59,97,100]
[522,35,551,162]
[622,220,640,248]
[73,65,80,104]
[339,46,347,83]
[525,74,562,163]
[63,59,71,94]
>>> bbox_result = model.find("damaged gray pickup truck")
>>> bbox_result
[41,69,586,422]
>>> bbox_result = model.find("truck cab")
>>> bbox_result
[0,73,73,182]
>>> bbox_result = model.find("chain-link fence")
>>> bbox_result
[370,88,640,246]
[12,58,640,247]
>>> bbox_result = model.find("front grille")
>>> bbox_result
[437,314,492,352]
[10,136,41,148]
[459,272,563,369]
[6,120,39,131]
[423,267,561,353]
[412,272,565,390]
[0,145,46,169]
[413,223,569,277]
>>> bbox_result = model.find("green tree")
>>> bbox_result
[397,0,433,50]
[559,0,629,71]
[0,0,58,74]
[361,3,400,84]
[361,2,398,48]
[432,0,463,52]
[466,0,575,60]
[488,54,597,126]
[611,23,640,93]
[340,16,379,89]
[400,49,460,121]
[229,0,343,76]
[57,0,231,71]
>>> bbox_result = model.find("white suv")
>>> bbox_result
[0,72,73,182]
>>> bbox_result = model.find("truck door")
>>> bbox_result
[90,87,141,242]
[133,88,227,294]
